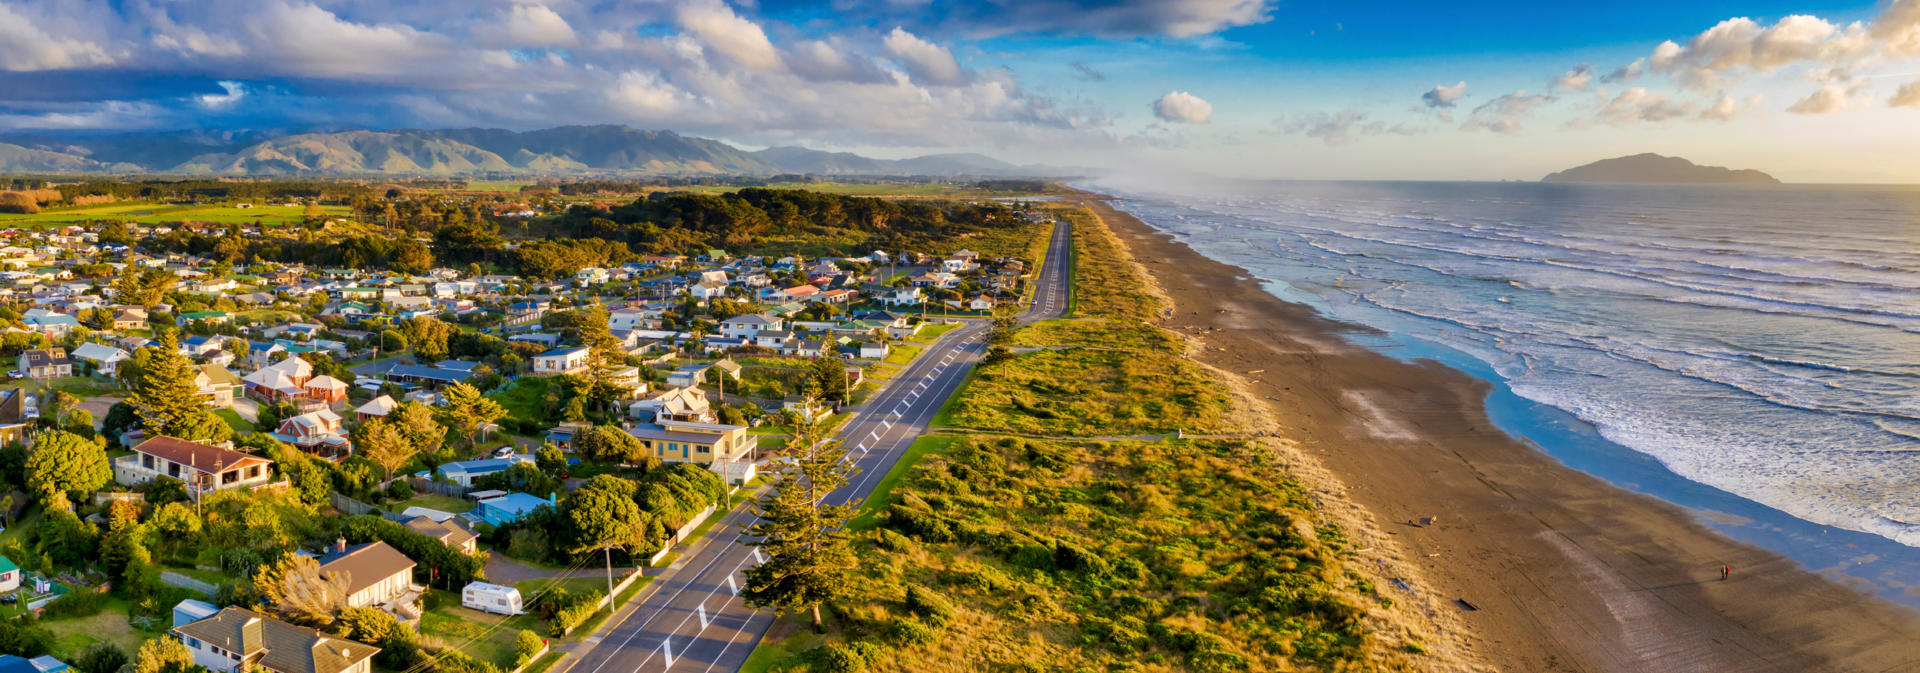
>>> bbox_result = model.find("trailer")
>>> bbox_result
[461,581,523,615]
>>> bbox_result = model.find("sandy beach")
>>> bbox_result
[1076,192,1920,673]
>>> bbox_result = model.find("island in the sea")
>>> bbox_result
[1542,153,1781,184]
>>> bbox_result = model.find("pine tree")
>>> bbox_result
[576,306,626,412]
[127,329,217,440]
[742,401,861,630]
[439,382,506,449]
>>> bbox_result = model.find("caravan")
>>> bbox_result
[461,581,523,615]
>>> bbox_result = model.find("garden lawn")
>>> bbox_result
[488,376,554,427]
[394,494,475,514]
[881,344,924,366]
[214,408,253,433]
[41,598,150,657]
[419,592,542,670]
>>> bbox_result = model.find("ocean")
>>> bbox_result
[1089,176,1920,598]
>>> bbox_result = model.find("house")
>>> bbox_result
[689,281,729,302]
[461,582,523,615]
[0,391,32,447]
[858,341,891,359]
[608,308,650,331]
[195,364,240,408]
[628,422,751,467]
[0,555,18,592]
[719,314,782,339]
[318,540,416,609]
[115,436,275,494]
[70,343,129,376]
[22,312,78,336]
[753,330,794,349]
[425,455,534,488]
[273,410,352,461]
[665,364,708,388]
[177,310,231,326]
[573,267,610,286]
[242,357,346,411]
[182,335,223,356]
[532,347,589,376]
[0,656,68,673]
[404,516,478,555]
[382,364,476,389]
[473,492,552,526]
[876,287,923,307]
[628,386,715,422]
[20,348,70,379]
[173,607,378,673]
[785,339,827,357]
[112,308,148,330]
[355,395,397,421]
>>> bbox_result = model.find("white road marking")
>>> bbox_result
[697,602,709,629]
[752,549,765,563]
[660,640,675,668]
[725,576,737,595]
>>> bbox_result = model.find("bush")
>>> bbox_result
[514,629,545,664]
[885,618,937,645]
[39,589,109,619]
[387,480,414,499]
[809,644,866,673]
[901,586,954,626]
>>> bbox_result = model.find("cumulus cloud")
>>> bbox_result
[0,0,1108,152]
[1421,81,1468,108]
[1604,58,1646,83]
[1699,94,1761,121]
[473,3,577,48]
[1786,84,1862,114]
[1594,88,1691,124]
[1461,91,1555,133]
[677,0,781,71]
[1893,80,1920,108]
[1553,64,1595,92]
[1278,109,1420,145]
[883,27,968,85]
[1152,91,1213,124]
[924,0,1276,39]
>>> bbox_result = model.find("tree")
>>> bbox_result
[742,404,861,630]
[392,402,446,458]
[565,475,648,599]
[24,430,112,502]
[439,382,506,449]
[75,643,129,673]
[150,501,202,555]
[128,329,227,442]
[808,357,848,404]
[354,418,416,483]
[130,638,197,673]
[252,554,349,626]
[575,425,652,466]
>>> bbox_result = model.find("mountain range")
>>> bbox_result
[0,125,1089,178]
[1542,153,1780,184]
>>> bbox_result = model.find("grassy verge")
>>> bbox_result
[214,408,253,433]
[847,435,955,531]
[563,577,654,641]
[881,344,924,366]
[522,651,563,673]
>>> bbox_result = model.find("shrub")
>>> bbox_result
[514,629,545,666]
[39,589,109,618]
[808,644,866,673]
[901,586,954,626]
[885,618,937,645]
[387,480,414,499]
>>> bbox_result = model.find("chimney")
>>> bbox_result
[335,537,348,554]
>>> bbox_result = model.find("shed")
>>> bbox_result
[172,598,220,628]
[461,581,524,615]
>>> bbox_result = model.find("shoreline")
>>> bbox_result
[1071,191,1920,673]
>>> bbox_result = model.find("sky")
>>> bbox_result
[4,0,1920,182]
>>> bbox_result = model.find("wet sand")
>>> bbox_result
[1076,192,1920,673]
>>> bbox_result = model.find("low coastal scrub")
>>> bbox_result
[946,205,1229,435]
[753,435,1410,672]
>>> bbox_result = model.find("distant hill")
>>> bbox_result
[1543,153,1780,184]
[0,125,1088,178]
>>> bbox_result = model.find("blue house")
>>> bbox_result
[420,456,531,488]
[474,492,553,526]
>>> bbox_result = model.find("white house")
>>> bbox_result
[532,347,590,376]
[71,343,129,376]
[173,607,378,673]
[719,314,782,339]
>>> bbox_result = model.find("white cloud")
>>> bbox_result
[933,0,1275,39]
[1700,94,1760,121]
[1604,58,1645,83]
[196,80,247,109]
[1892,80,1920,108]
[677,0,781,71]
[473,3,578,48]
[1152,91,1213,124]
[1461,91,1555,133]
[1553,64,1595,92]
[0,2,115,70]
[1279,109,1420,145]
[1786,84,1862,114]
[1595,87,1691,124]
[882,27,967,85]
[1421,81,1468,108]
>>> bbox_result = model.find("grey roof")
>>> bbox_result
[173,607,377,673]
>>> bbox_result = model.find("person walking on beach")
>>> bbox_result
[1721,565,1730,581]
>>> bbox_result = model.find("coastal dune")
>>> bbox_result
[1075,193,1920,673]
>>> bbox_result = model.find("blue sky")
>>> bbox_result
[3,0,1920,181]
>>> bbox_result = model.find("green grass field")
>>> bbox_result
[847,435,955,531]
[0,202,351,227]
[394,494,475,513]
[213,408,253,433]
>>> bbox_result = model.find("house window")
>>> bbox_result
[167,463,180,477]
[142,454,155,469]
[187,638,201,649]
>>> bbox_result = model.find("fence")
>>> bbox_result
[410,477,468,498]
[159,571,217,597]
[330,492,379,516]
[670,505,718,544]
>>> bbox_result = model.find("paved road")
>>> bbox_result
[560,218,1072,673]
